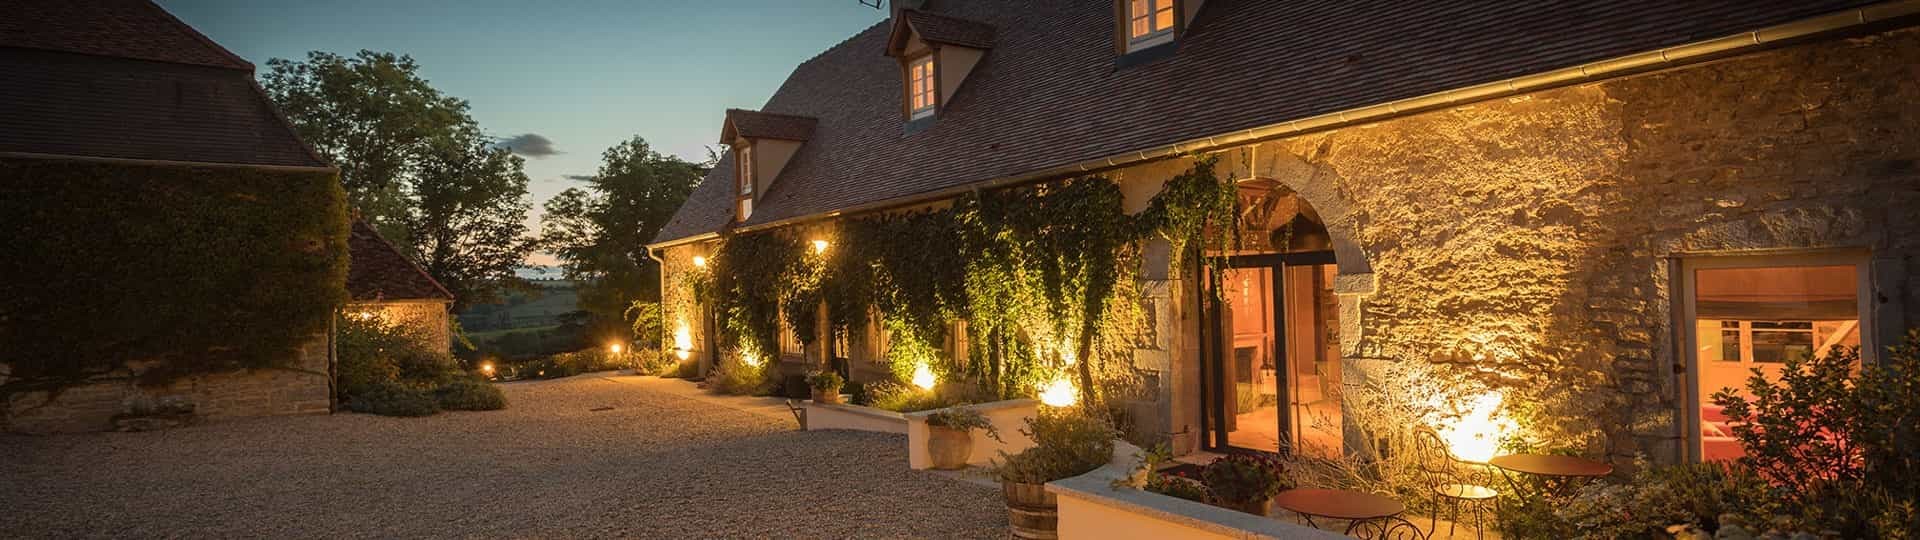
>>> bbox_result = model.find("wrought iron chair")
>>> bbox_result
[1412,428,1499,539]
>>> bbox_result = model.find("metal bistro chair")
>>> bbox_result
[1412,429,1499,539]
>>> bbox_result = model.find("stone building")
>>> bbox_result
[346,219,456,351]
[653,0,1919,465]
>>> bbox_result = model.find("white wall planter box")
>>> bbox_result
[1046,450,1344,540]
[903,398,1038,470]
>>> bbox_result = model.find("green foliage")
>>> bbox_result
[808,370,844,392]
[707,355,773,396]
[1200,452,1290,504]
[925,405,1003,442]
[0,159,347,395]
[697,158,1235,406]
[346,382,440,417]
[662,358,701,379]
[626,301,665,350]
[1712,330,1920,537]
[1148,472,1211,503]
[262,50,532,310]
[864,381,955,413]
[541,137,704,336]
[993,408,1117,484]
[434,376,507,411]
[335,313,461,400]
[1501,461,1775,539]
[502,348,634,380]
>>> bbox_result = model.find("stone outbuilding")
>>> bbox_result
[345,219,456,351]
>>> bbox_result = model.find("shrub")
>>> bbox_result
[346,382,440,417]
[707,353,771,395]
[661,358,700,379]
[1507,461,1775,539]
[865,381,952,412]
[994,408,1116,484]
[926,405,1003,442]
[1201,452,1289,504]
[0,159,347,395]
[434,377,507,411]
[808,370,844,393]
[1148,472,1210,503]
[335,313,459,402]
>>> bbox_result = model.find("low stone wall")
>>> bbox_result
[1049,462,1343,540]
[804,401,908,433]
[904,399,1037,470]
[2,336,331,433]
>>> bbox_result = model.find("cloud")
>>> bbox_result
[496,133,560,158]
[563,174,594,182]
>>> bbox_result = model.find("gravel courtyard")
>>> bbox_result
[0,375,1006,538]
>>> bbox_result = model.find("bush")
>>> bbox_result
[926,405,1002,441]
[1504,461,1775,539]
[707,353,772,395]
[346,382,440,417]
[0,159,347,395]
[434,377,507,411]
[1201,453,1290,504]
[865,381,952,412]
[336,313,460,402]
[662,358,700,379]
[633,349,677,376]
[994,408,1116,484]
[808,370,844,393]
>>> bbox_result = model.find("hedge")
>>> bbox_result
[0,158,348,393]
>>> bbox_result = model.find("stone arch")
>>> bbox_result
[1235,145,1372,288]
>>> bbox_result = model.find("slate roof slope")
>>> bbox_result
[0,0,329,168]
[899,10,996,49]
[649,0,1887,246]
[348,220,455,303]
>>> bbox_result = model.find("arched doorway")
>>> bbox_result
[1201,180,1343,456]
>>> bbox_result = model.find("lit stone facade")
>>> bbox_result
[2,335,332,433]
[349,300,453,353]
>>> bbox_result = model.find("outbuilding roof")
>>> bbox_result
[0,0,329,168]
[652,0,1886,246]
[347,220,455,303]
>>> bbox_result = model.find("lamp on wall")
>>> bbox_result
[692,255,707,268]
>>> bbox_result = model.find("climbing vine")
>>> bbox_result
[698,157,1238,405]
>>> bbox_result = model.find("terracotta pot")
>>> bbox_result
[811,388,841,404]
[1003,481,1058,540]
[1212,496,1271,516]
[926,425,973,469]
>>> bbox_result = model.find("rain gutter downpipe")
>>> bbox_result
[646,0,1920,252]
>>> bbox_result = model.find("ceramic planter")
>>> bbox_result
[925,425,972,469]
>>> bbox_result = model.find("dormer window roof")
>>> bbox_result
[719,109,817,223]
[886,10,995,126]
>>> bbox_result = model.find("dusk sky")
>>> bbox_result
[158,0,884,265]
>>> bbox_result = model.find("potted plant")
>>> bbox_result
[992,409,1116,539]
[808,370,844,404]
[924,405,1003,470]
[1199,452,1289,516]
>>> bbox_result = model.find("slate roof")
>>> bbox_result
[722,109,819,142]
[0,0,329,168]
[348,220,454,303]
[652,0,1889,246]
[897,10,996,50]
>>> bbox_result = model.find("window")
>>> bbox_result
[779,313,805,358]
[737,145,754,196]
[1126,0,1176,49]
[908,55,936,119]
[736,198,752,220]
[1681,254,1870,463]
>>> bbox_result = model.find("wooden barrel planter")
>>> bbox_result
[1003,481,1058,540]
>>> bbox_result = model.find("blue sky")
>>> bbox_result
[158,0,884,263]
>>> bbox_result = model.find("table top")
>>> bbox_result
[1488,454,1614,477]
[1271,488,1407,520]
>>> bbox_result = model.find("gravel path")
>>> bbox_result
[0,375,1006,539]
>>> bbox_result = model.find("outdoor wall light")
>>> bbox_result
[692,255,707,268]
[911,362,937,390]
[1039,377,1077,407]
[673,323,694,360]
[810,239,829,254]
[608,343,623,355]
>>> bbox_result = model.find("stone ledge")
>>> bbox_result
[1048,462,1344,539]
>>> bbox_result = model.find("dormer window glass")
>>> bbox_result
[735,144,754,220]
[1127,0,1176,50]
[908,55,936,119]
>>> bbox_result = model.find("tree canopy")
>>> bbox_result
[262,50,533,310]
[540,136,705,336]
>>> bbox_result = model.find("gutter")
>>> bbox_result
[647,0,1920,250]
[0,151,339,174]
[646,248,671,356]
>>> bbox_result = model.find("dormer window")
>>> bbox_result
[735,144,754,220]
[908,55,936,119]
[1126,0,1176,51]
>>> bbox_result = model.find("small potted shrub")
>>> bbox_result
[1200,452,1289,516]
[992,409,1116,538]
[924,405,1003,470]
[808,370,844,404]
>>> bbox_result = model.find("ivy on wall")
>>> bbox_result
[0,159,350,395]
[697,158,1238,405]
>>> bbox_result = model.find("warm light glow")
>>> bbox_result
[480,362,495,375]
[810,239,830,254]
[741,351,762,368]
[608,343,623,355]
[1060,340,1077,366]
[1434,391,1514,463]
[351,311,377,321]
[1039,377,1078,407]
[691,255,707,268]
[672,323,693,360]
[911,363,937,390]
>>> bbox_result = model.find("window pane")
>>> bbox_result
[1693,263,1860,463]
[737,198,752,220]
[1131,17,1148,38]
[1132,0,1148,18]
[1155,5,1174,31]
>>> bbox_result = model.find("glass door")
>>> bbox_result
[1203,252,1341,456]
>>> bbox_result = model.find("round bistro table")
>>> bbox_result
[1487,454,1613,499]
[1272,488,1424,538]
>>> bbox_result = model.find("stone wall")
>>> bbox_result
[3,335,332,433]
[350,300,453,353]
[1217,27,1920,462]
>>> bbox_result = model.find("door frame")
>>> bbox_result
[1201,250,1336,453]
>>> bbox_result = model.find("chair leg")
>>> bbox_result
[1428,495,1438,533]
[1447,499,1460,538]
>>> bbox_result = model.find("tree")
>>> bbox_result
[262,50,533,310]
[540,137,704,337]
